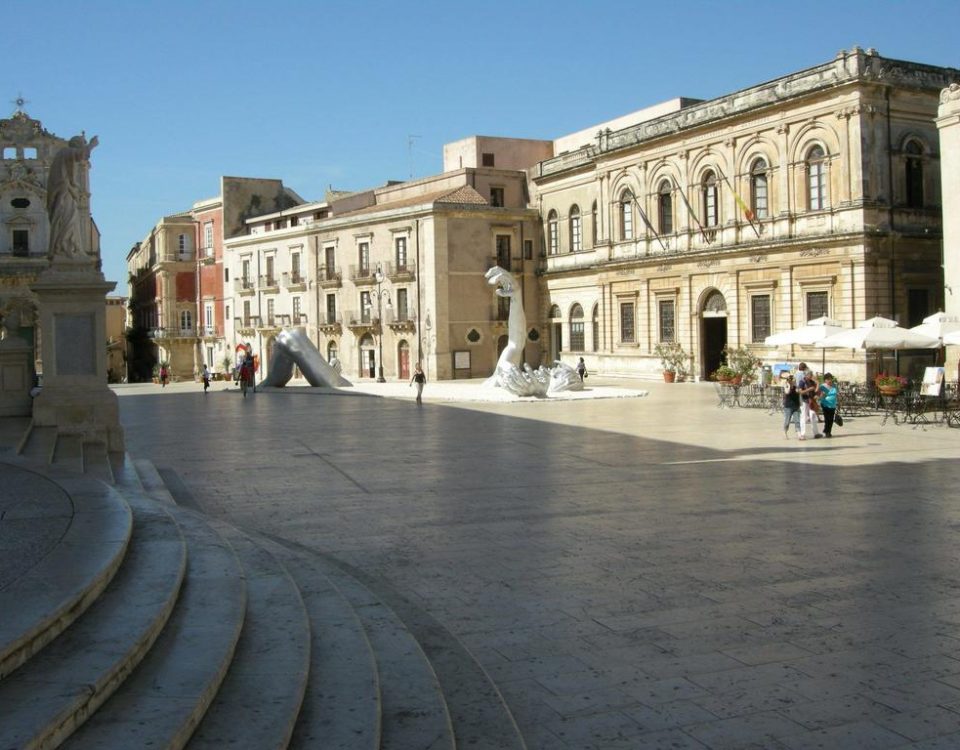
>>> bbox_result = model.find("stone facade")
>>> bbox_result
[531,48,959,382]
[0,108,104,375]
[224,161,543,383]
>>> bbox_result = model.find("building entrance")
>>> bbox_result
[700,290,728,380]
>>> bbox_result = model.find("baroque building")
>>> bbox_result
[530,47,959,382]
[0,107,102,372]
[224,137,547,383]
[126,177,301,381]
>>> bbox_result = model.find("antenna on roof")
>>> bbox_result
[407,135,421,179]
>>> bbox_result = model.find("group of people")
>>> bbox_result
[782,362,839,440]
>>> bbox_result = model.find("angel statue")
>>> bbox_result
[484,265,583,396]
[47,133,99,261]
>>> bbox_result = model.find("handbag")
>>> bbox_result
[835,413,844,427]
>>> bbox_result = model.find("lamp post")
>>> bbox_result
[371,264,391,382]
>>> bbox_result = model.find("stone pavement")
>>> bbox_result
[113,378,960,749]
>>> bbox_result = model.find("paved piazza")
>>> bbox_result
[117,378,960,749]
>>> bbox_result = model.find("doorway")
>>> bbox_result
[700,289,728,379]
[398,341,410,380]
[359,333,376,378]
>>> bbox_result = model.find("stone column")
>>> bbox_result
[31,262,124,451]
[936,85,960,379]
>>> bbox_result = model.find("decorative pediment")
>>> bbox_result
[0,111,54,144]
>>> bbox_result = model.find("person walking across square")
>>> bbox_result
[410,363,426,404]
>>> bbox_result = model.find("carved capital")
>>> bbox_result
[941,83,960,104]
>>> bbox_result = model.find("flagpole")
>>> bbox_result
[716,167,761,239]
[632,196,669,253]
[672,177,709,243]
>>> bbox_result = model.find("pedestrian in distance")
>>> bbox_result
[410,363,426,404]
[201,365,210,394]
[781,371,801,439]
[159,364,169,388]
[818,373,839,437]
[576,357,587,381]
[796,363,822,440]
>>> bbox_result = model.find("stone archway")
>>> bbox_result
[700,289,728,379]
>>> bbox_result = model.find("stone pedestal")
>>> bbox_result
[0,337,33,417]
[31,262,124,451]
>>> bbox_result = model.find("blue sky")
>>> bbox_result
[6,0,960,290]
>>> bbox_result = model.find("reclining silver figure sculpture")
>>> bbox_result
[484,266,583,397]
[261,328,352,388]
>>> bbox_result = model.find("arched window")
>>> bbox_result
[620,190,634,240]
[591,201,598,246]
[750,158,768,219]
[547,210,559,255]
[592,304,600,352]
[806,145,827,211]
[327,341,338,363]
[657,180,673,234]
[569,205,582,252]
[569,304,585,351]
[549,304,561,319]
[701,171,719,227]
[905,140,924,208]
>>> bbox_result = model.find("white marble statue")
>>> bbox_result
[484,265,583,396]
[46,133,98,261]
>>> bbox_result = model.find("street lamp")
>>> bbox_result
[371,264,392,382]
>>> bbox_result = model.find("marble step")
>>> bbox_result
[134,458,177,505]
[314,555,455,750]
[0,491,186,749]
[0,469,132,681]
[263,539,382,750]
[82,441,114,484]
[62,505,247,750]
[184,521,310,750]
[53,434,84,475]
[313,551,527,750]
[17,425,57,464]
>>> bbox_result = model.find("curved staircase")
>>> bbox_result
[0,446,526,750]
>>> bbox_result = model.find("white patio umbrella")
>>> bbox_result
[764,316,852,372]
[815,316,940,350]
[815,316,940,379]
[910,311,960,344]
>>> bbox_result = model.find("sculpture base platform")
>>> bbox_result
[31,385,124,452]
[0,344,33,417]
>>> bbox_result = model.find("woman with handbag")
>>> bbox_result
[796,363,822,441]
[818,373,839,437]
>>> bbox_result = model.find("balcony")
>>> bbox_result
[283,271,307,291]
[318,265,342,289]
[350,265,376,286]
[149,327,197,340]
[384,261,416,282]
[318,312,341,333]
[200,246,216,265]
[344,309,375,331]
[258,313,289,332]
[235,278,255,295]
[387,307,417,332]
[200,325,220,339]
[235,316,259,335]
[259,275,280,292]
[487,256,515,272]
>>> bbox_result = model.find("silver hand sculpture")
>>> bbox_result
[484,265,582,396]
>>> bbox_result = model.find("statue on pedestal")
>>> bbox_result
[46,133,98,261]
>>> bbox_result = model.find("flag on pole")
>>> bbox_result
[717,167,761,238]
[672,178,709,242]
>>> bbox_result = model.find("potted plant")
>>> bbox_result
[653,342,690,383]
[713,365,737,383]
[875,373,908,397]
[222,355,233,381]
[721,345,763,385]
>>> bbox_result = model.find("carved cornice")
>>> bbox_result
[535,49,960,180]
[941,83,960,104]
